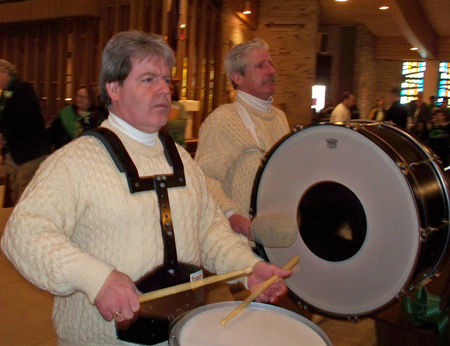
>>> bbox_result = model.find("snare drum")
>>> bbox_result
[169,301,332,346]
[252,121,450,318]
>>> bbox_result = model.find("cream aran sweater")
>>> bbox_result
[1,120,260,345]
[195,95,289,218]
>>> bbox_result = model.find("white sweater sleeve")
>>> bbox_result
[1,148,114,304]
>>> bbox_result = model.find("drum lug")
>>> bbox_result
[397,162,411,175]
[293,125,304,132]
[419,227,429,241]
[395,289,406,300]
[347,316,359,323]
[419,220,448,241]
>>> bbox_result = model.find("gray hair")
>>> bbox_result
[224,38,270,89]
[99,30,175,107]
[0,59,17,76]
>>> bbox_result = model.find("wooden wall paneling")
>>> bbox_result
[193,0,206,136]
[161,0,169,37]
[30,23,40,95]
[42,23,53,123]
[120,1,130,32]
[71,20,80,95]
[202,3,215,120]
[57,21,68,118]
[91,19,101,91]
[113,0,120,34]
[129,0,144,31]
[39,23,48,119]
[212,7,222,111]
[186,0,197,100]
[10,29,19,74]
[22,27,31,81]
[0,28,5,58]
[149,0,157,33]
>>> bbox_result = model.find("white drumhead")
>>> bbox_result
[170,302,331,346]
[256,124,420,316]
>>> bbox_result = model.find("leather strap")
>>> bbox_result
[82,128,185,270]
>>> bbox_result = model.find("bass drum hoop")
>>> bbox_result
[251,121,450,318]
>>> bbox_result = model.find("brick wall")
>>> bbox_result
[219,1,406,126]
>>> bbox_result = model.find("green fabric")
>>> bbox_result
[401,286,449,346]
[167,101,188,146]
[59,105,85,140]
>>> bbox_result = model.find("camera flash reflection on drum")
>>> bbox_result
[298,181,367,262]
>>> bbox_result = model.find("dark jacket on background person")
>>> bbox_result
[386,100,408,129]
[0,76,49,164]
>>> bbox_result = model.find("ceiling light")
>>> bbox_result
[410,47,419,51]
[335,0,348,2]
[243,1,252,15]
[379,5,389,10]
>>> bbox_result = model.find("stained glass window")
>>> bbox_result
[401,61,426,104]
[438,61,450,104]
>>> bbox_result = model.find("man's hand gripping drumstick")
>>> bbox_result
[220,255,300,326]
[138,266,253,303]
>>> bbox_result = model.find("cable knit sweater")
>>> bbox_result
[195,96,289,218]
[1,120,260,345]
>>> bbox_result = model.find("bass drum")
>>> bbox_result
[251,121,450,318]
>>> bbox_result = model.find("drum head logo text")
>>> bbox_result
[326,138,337,149]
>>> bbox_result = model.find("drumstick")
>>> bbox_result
[220,255,300,326]
[138,266,253,303]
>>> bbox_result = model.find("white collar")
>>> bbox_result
[237,90,273,112]
[108,112,158,147]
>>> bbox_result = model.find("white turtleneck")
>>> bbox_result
[236,90,273,112]
[108,111,159,146]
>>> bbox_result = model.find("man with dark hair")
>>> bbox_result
[386,87,408,129]
[0,59,49,205]
[330,91,356,123]
[1,31,290,345]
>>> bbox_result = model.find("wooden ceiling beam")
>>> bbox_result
[389,0,437,59]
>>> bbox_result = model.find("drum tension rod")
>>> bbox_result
[397,158,436,174]
[420,220,450,241]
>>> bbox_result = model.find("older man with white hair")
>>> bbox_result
[195,38,290,239]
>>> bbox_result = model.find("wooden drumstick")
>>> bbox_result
[138,266,253,303]
[220,255,300,326]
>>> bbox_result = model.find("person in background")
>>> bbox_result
[195,38,289,238]
[427,95,437,114]
[438,97,450,120]
[386,87,408,129]
[165,79,188,146]
[1,31,291,346]
[330,91,356,123]
[427,108,450,167]
[48,85,107,150]
[0,59,49,206]
[315,98,334,123]
[368,96,386,122]
[407,91,429,132]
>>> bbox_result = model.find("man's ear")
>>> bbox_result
[105,81,121,101]
[231,72,243,87]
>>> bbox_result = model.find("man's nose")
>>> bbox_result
[159,80,170,95]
